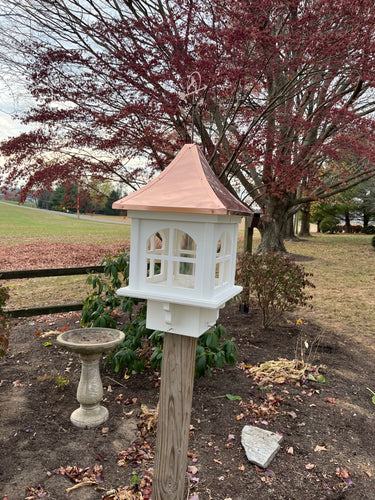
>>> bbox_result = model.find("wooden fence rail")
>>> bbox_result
[1,265,105,318]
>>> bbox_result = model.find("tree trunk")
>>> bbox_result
[256,198,288,253]
[298,203,311,237]
[284,215,298,240]
[344,211,351,233]
[363,212,370,228]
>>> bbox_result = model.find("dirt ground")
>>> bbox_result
[1,301,374,500]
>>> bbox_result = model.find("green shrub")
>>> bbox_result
[372,236,375,249]
[362,226,375,235]
[0,284,11,356]
[320,216,340,233]
[82,249,238,377]
[237,251,315,328]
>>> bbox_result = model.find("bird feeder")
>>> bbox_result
[113,144,252,337]
[113,143,252,500]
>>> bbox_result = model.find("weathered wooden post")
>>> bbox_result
[243,212,261,254]
[113,144,251,499]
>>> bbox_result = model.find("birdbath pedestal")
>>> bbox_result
[56,328,125,429]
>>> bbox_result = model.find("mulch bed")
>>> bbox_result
[1,304,374,500]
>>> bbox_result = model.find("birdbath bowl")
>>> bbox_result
[57,328,125,429]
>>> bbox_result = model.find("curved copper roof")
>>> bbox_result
[113,144,252,216]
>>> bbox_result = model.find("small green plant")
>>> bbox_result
[371,235,375,249]
[130,474,141,488]
[0,283,11,357]
[37,370,70,389]
[81,249,131,328]
[55,375,70,390]
[367,387,375,405]
[237,251,315,328]
[149,323,238,377]
[82,249,238,377]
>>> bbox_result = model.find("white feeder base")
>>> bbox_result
[146,300,220,337]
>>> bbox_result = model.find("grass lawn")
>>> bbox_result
[285,233,375,344]
[0,202,131,245]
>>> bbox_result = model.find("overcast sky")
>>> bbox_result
[0,75,34,142]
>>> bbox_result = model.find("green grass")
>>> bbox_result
[0,202,131,244]
[285,234,375,342]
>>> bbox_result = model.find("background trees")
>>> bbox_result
[1,0,375,251]
[36,183,122,214]
[310,179,375,233]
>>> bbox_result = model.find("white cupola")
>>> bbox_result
[113,144,252,337]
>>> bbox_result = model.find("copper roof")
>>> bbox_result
[113,144,251,216]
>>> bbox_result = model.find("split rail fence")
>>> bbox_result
[1,266,105,318]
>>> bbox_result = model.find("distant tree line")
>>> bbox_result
[309,181,375,234]
[37,183,123,215]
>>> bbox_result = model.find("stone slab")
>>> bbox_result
[241,425,283,468]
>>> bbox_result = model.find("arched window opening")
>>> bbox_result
[146,228,197,289]
[146,229,169,283]
[215,232,232,287]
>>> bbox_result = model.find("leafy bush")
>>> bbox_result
[320,216,340,233]
[82,249,238,377]
[237,251,315,328]
[362,225,375,235]
[372,236,375,249]
[0,284,11,356]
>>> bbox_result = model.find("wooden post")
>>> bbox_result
[153,332,198,500]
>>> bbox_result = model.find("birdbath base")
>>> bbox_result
[70,403,109,429]
[56,328,125,429]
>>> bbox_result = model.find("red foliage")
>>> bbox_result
[2,0,375,248]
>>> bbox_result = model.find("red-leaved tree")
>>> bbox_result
[1,0,375,251]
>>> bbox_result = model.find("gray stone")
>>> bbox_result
[241,425,283,468]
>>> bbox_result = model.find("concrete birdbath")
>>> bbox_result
[56,328,125,429]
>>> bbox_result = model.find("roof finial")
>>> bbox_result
[178,72,207,143]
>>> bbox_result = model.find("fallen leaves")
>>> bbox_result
[115,394,138,406]
[239,358,325,386]
[25,485,48,499]
[53,464,104,491]
[237,390,286,423]
[336,467,353,486]
[137,404,158,437]
[0,242,129,272]
[314,445,327,452]
[305,463,316,470]
[102,475,152,500]
[187,465,199,475]
[117,441,154,468]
